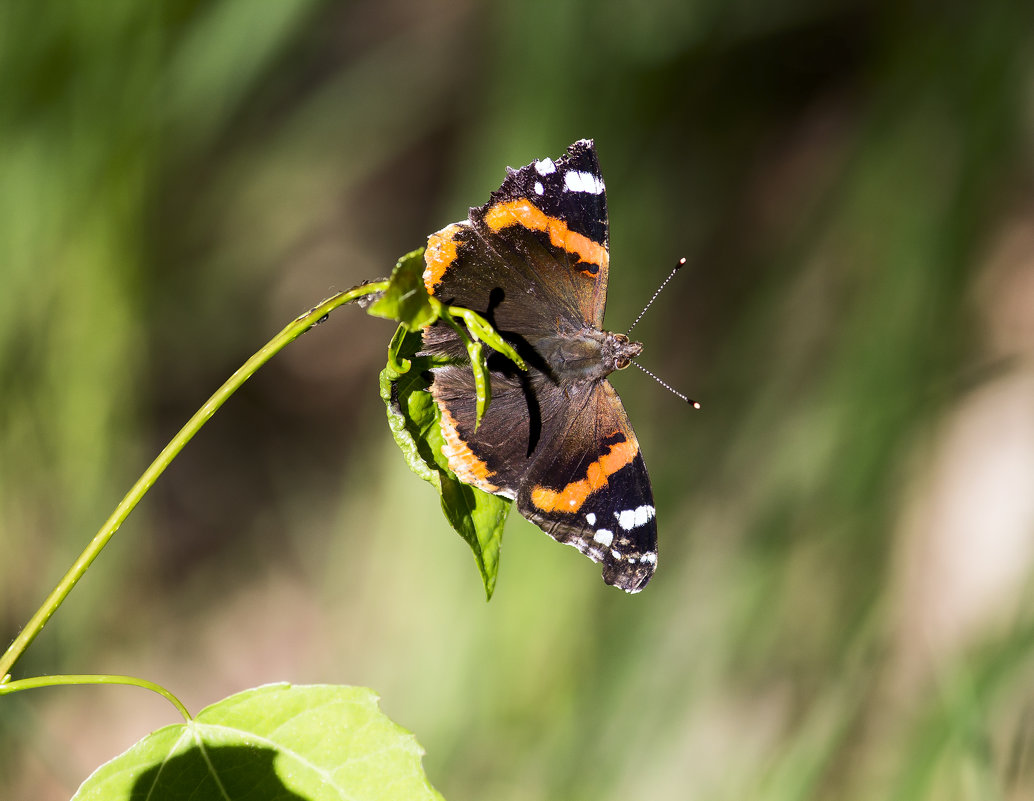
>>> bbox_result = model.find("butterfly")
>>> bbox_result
[420,139,657,592]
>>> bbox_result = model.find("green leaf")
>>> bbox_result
[380,325,511,599]
[468,340,489,428]
[439,476,510,599]
[367,248,439,331]
[452,307,526,371]
[73,684,445,801]
[380,326,445,487]
[370,247,525,598]
[437,307,525,431]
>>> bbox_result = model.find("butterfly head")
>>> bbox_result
[605,332,643,371]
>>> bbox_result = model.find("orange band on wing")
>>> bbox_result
[438,404,500,493]
[484,199,607,275]
[424,222,467,293]
[530,433,636,513]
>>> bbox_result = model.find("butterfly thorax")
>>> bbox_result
[535,329,642,384]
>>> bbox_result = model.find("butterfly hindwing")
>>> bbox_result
[517,378,657,593]
[427,360,538,499]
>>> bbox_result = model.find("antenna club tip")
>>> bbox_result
[690,400,701,409]
[676,257,687,268]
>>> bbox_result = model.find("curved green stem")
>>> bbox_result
[0,674,193,723]
[0,282,387,682]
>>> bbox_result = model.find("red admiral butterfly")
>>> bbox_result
[421,139,657,593]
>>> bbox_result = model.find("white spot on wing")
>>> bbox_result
[635,505,655,527]
[615,505,655,530]
[585,513,596,526]
[534,180,544,195]
[593,529,614,547]
[535,158,556,176]
[641,552,657,565]
[563,169,605,195]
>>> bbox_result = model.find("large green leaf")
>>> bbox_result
[73,684,444,801]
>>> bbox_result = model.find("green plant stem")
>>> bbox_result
[0,282,387,683]
[0,674,193,723]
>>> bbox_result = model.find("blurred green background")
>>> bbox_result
[3,1,1034,799]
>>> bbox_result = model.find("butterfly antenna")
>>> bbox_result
[626,257,686,336]
[631,361,701,409]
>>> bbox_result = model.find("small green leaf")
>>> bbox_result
[385,321,414,375]
[380,326,444,486]
[73,684,445,801]
[468,340,490,429]
[367,248,439,331]
[439,476,510,599]
[371,248,527,598]
[380,326,511,598]
[447,306,526,371]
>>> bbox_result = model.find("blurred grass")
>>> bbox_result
[3,1,1034,800]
